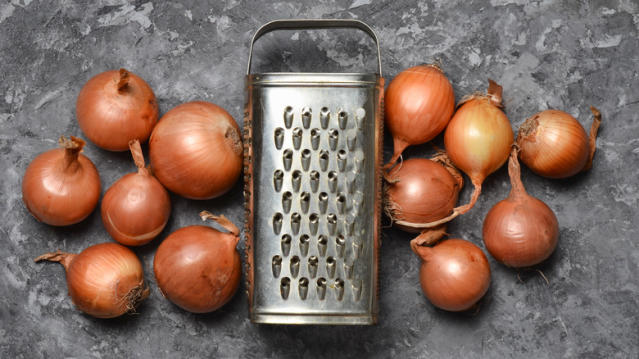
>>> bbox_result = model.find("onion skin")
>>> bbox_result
[483,147,559,267]
[384,65,455,168]
[34,243,149,318]
[411,236,491,312]
[517,107,602,179]
[153,211,241,313]
[149,101,243,200]
[76,69,159,151]
[101,140,171,246]
[22,136,100,226]
[444,80,513,214]
[385,153,463,232]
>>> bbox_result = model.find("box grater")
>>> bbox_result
[243,19,384,325]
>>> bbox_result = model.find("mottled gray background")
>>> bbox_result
[1,0,638,358]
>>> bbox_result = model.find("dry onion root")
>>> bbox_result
[384,151,463,232]
[22,136,100,226]
[483,147,559,267]
[443,79,514,218]
[384,64,456,169]
[76,69,158,151]
[410,230,491,312]
[34,243,149,318]
[517,106,602,178]
[101,139,171,246]
[153,211,242,313]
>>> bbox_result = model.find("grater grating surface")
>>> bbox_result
[244,20,383,325]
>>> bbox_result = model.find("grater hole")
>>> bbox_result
[335,278,345,300]
[299,277,309,300]
[280,277,291,299]
[338,150,347,159]
[273,170,284,192]
[274,128,284,149]
[292,170,302,191]
[299,234,310,256]
[283,149,293,159]
[281,234,292,256]
[327,213,337,224]
[273,213,283,234]
[317,277,327,300]
[293,127,303,137]
[272,255,282,277]
[290,255,300,278]
[329,129,339,138]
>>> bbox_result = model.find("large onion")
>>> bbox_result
[411,230,491,312]
[22,136,100,226]
[153,211,241,313]
[385,152,463,232]
[149,101,243,200]
[483,147,559,267]
[444,80,513,216]
[35,243,149,318]
[101,140,171,246]
[517,107,601,178]
[384,64,455,168]
[76,69,158,151]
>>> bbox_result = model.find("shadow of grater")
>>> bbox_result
[243,19,384,325]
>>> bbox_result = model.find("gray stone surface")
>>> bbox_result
[1,0,638,357]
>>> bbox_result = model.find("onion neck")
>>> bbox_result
[410,238,434,262]
[487,79,503,108]
[384,137,409,171]
[199,211,241,244]
[59,136,84,173]
[34,250,76,271]
[117,68,130,93]
[508,146,528,198]
[582,105,602,172]
[128,139,149,176]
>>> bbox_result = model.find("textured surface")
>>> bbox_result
[1,1,638,358]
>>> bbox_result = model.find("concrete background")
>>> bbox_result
[1,0,638,358]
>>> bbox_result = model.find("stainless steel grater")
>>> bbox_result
[243,19,383,325]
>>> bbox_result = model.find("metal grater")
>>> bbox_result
[243,19,384,325]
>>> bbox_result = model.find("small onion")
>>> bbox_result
[22,136,100,226]
[384,64,455,168]
[149,101,243,200]
[76,69,159,151]
[517,107,602,179]
[411,230,491,312]
[483,147,559,267]
[101,140,171,246]
[444,80,513,216]
[34,243,149,318]
[153,211,241,313]
[385,152,463,232]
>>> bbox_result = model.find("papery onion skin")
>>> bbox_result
[149,101,243,200]
[34,243,149,318]
[385,153,463,232]
[483,147,559,267]
[153,212,241,313]
[384,65,455,167]
[22,136,100,226]
[517,107,601,179]
[444,80,513,214]
[76,69,158,151]
[411,237,491,312]
[101,140,171,246]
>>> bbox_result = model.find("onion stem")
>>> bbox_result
[583,105,602,172]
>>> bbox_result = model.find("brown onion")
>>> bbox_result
[483,147,559,267]
[76,69,159,151]
[22,136,100,226]
[153,211,241,313]
[411,230,491,312]
[101,140,171,246]
[34,243,149,318]
[384,64,455,168]
[444,80,513,217]
[517,107,601,179]
[149,101,243,200]
[385,152,463,232]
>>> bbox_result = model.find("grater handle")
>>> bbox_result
[247,19,382,76]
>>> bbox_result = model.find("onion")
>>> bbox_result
[149,101,243,200]
[76,68,159,151]
[34,243,149,318]
[153,211,241,313]
[385,152,463,232]
[101,140,171,246]
[483,147,559,267]
[384,64,455,168]
[410,229,491,312]
[22,136,100,226]
[517,106,602,179]
[443,80,513,217]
